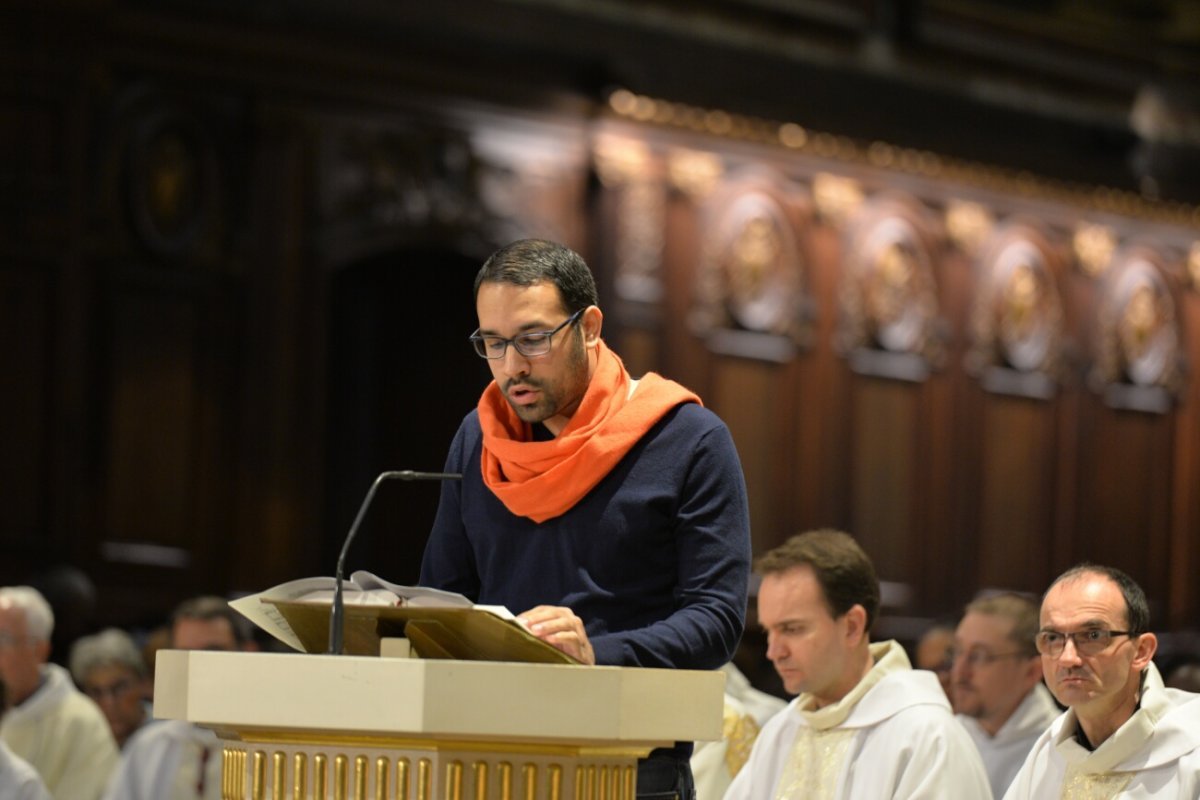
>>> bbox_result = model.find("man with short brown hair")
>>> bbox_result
[952,593,1058,798]
[725,529,990,799]
[1004,564,1200,798]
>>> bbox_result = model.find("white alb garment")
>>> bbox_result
[1003,663,1200,800]
[724,640,992,799]
[0,739,51,800]
[958,682,1061,799]
[103,719,223,800]
[0,662,119,800]
[693,663,787,800]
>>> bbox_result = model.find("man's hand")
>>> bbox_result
[517,605,596,665]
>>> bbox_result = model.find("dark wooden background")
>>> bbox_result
[2,1,1197,657]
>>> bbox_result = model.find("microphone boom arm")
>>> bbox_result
[327,469,462,654]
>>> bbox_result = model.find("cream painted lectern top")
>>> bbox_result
[155,650,724,800]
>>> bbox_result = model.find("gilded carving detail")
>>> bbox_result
[812,173,863,226]
[945,200,994,254]
[1091,252,1183,402]
[218,744,634,800]
[838,208,942,367]
[595,136,666,305]
[667,148,723,200]
[692,181,811,348]
[1073,223,1117,277]
[966,229,1065,383]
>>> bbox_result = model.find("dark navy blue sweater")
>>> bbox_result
[419,402,751,671]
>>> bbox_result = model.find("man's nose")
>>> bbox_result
[501,343,531,376]
[765,633,785,661]
[1057,636,1083,666]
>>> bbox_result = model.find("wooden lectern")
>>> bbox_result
[154,649,724,800]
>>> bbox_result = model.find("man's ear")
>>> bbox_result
[843,604,868,647]
[1131,632,1157,672]
[582,306,603,347]
[1020,653,1043,689]
[33,638,51,664]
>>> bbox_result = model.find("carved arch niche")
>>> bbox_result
[689,170,814,363]
[966,224,1068,400]
[837,195,945,381]
[1090,248,1186,413]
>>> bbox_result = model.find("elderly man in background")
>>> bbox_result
[951,592,1059,798]
[104,595,251,800]
[0,586,118,800]
[0,677,52,800]
[1004,564,1200,798]
[70,628,153,749]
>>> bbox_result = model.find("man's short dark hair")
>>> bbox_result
[1046,563,1150,635]
[170,595,250,645]
[473,239,599,314]
[756,529,881,632]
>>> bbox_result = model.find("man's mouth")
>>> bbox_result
[507,383,541,405]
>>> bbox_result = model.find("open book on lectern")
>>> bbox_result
[229,571,578,665]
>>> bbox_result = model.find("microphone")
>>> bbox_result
[328,469,462,655]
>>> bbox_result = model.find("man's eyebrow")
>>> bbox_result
[477,320,555,336]
[1041,617,1109,631]
[760,618,806,632]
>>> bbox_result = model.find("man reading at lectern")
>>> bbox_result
[420,238,752,799]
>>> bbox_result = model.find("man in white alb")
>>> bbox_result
[725,529,990,799]
[0,586,118,800]
[1004,564,1200,799]
[951,592,1059,798]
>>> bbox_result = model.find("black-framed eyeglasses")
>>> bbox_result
[950,648,1032,669]
[1034,629,1133,658]
[469,308,584,359]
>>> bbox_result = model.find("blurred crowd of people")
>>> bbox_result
[0,569,272,800]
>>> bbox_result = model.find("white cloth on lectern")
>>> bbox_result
[724,640,991,800]
[958,682,1059,799]
[103,720,223,800]
[1002,663,1200,800]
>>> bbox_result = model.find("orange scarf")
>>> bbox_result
[477,340,701,523]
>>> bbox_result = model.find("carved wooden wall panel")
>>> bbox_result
[848,377,919,589]
[1073,404,1175,612]
[0,266,51,552]
[974,396,1058,591]
[95,277,237,599]
[710,358,789,555]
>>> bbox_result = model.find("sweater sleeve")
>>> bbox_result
[589,422,751,669]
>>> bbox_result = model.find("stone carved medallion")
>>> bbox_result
[838,200,942,376]
[966,227,1065,396]
[1091,250,1183,411]
[692,178,812,358]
